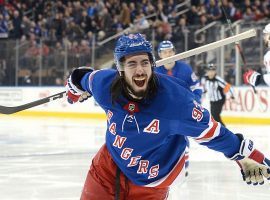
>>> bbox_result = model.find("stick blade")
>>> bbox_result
[0,91,66,115]
[0,106,20,114]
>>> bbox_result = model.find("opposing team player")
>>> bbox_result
[66,33,270,200]
[155,40,202,103]
[243,23,270,86]
[155,40,203,177]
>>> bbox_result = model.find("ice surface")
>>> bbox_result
[0,116,269,200]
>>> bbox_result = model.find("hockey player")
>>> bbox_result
[201,63,235,126]
[155,40,202,103]
[243,23,270,86]
[66,33,270,200]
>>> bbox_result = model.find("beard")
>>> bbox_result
[126,84,147,98]
[124,74,152,99]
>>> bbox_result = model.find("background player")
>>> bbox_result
[155,40,202,103]
[155,40,203,177]
[66,33,270,200]
[201,63,234,126]
[243,23,270,87]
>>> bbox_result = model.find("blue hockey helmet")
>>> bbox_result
[114,33,156,71]
[158,40,175,53]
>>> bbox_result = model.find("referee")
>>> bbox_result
[201,63,234,126]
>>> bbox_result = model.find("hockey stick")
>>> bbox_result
[0,91,66,114]
[220,4,247,69]
[0,29,256,115]
[219,1,263,110]
[156,29,256,67]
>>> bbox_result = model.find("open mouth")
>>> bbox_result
[133,77,146,87]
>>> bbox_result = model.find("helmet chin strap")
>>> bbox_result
[118,70,124,77]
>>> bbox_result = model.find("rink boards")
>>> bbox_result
[0,86,270,124]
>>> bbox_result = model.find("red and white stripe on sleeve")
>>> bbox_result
[87,70,100,93]
[192,117,221,144]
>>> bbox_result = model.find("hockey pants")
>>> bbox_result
[80,144,169,200]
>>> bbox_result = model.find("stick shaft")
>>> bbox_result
[220,1,247,67]
[219,1,261,98]
[156,29,256,67]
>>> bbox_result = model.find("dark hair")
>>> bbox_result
[110,72,159,104]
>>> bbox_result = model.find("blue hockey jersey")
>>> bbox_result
[155,61,202,103]
[80,69,240,187]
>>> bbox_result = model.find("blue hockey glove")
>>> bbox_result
[230,134,270,185]
[65,67,93,104]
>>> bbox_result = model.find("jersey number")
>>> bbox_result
[192,108,203,122]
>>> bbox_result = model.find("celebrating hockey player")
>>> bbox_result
[66,33,270,200]
[243,23,270,86]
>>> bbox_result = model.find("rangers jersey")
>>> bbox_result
[80,69,240,187]
[155,60,202,103]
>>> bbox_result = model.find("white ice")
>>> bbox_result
[0,116,270,200]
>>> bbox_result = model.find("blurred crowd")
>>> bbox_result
[0,0,269,40]
[0,0,269,86]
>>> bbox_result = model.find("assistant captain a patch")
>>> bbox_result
[143,119,160,134]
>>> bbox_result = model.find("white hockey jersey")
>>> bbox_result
[263,49,270,86]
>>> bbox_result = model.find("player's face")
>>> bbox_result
[123,53,152,98]
[159,48,175,59]
[263,33,270,47]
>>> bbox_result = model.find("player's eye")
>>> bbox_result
[126,63,136,68]
[142,60,150,66]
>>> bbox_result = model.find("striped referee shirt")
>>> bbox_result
[201,75,234,102]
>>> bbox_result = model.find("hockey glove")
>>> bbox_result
[66,67,93,104]
[230,134,270,185]
[243,70,261,87]
[237,158,270,185]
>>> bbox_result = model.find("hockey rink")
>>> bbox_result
[0,116,270,200]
